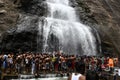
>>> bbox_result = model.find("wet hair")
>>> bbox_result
[86,70,99,80]
[75,59,85,74]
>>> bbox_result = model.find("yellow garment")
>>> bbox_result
[51,57,56,62]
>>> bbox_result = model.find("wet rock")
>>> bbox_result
[0,10,7,14]
[0,0,4,7]
[0,15,41,53]
[0,0,47,53]
[75,0,120,55]
[19,0,47,16]
[0,0,19,33]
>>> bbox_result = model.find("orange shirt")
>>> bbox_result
[108,58,114,68]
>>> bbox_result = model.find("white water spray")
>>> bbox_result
[39,0,97,55]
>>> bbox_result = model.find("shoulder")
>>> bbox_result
[79,75,85,80]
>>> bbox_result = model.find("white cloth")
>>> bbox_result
[31,63,35,74]
[3,55,8,59]
[9,58,13,64]
[118,69,120,76]
[71,73,82,80]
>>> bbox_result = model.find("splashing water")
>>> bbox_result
[38,0,97,55]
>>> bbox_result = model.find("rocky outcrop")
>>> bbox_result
[0,0,4,7]
[0,0,19,34]
[0,0,46,34]
[14,0,47,16]
[0,15,40,52]
[0,0,46,53]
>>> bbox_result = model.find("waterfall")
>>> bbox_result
[38,0,97,55]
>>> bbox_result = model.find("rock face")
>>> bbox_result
[0,15,40,52]
[89,0,120,56]
[0,0,46,53]
[0,0,120,56]
[17,0,47,16]
[0,0,19,33]
[75,0,120,56]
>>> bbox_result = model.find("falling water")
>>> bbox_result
[38,0,97,55]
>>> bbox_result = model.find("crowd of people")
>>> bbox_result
[0,51,119,76]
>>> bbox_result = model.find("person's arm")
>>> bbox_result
[68,74,72,80]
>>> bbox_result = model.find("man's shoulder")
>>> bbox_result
[79,75,85,80]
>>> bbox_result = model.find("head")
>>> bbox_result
[86,70,99,80]
[75,60,85,74]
